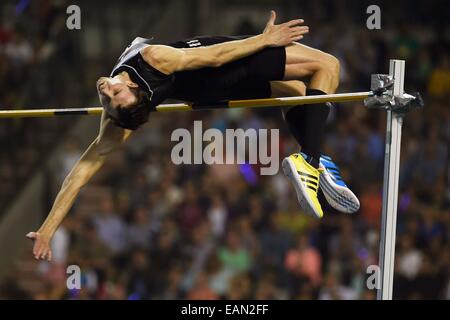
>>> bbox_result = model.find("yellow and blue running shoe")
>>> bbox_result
[319,155,360,213]
[282,153,323,218]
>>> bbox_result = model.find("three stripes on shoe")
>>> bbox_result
[297,171,319,192]
[296,168,359,212]
[320,177,359,212]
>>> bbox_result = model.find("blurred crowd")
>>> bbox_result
[0,0,82,211]
[0,0,449,299]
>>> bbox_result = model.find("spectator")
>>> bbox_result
[285,234,322,286]
[125,206,156,250]
[92,197,127,254]
[218,230,252,276]
[318,273,358,300]
[186,271,219,300]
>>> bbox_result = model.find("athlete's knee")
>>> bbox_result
[328,55,340,77]
[315,52,340,90]
[317,52,340,78]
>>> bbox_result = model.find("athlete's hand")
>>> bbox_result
[262,10,308,47]
[26,231,52,261]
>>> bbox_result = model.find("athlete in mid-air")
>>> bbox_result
[27,11,359,261]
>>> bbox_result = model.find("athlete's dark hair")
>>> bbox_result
[108,88,152,130]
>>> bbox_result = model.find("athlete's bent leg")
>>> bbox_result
[281,42,339,167]
[284,42,340,94]
[272,47,360,215]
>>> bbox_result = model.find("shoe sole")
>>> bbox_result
[319,169,360,213]
[282,157,322,218]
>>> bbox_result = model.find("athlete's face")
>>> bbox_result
[96,77,138,115]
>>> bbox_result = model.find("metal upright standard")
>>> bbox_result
[377,60,404,300]
[364,59,423,300]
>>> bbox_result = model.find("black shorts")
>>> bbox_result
[167,35,286,102]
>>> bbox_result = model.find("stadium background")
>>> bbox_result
[0,0,448,299]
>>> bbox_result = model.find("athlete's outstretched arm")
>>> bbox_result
[141,10,308,74]
[26,112,132,261]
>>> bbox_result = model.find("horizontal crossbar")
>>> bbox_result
[0,91,372,118]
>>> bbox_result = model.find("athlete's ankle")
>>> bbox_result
[300,151,319,168]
